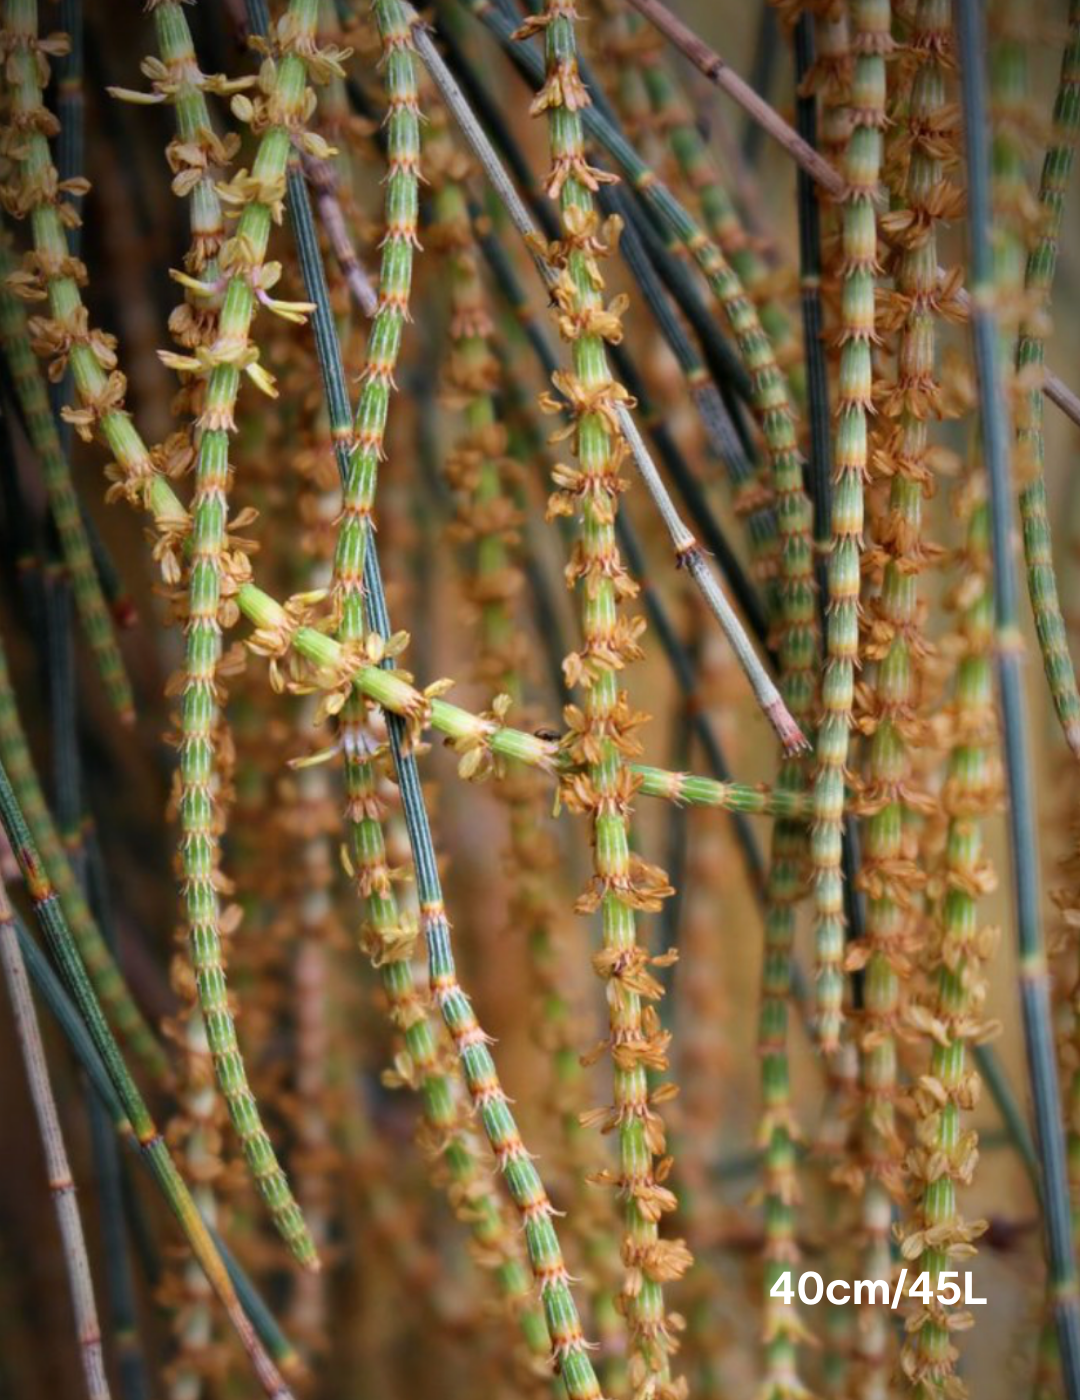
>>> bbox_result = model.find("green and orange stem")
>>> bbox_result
[823,5,892,1390]
[341,711,552,1378]
[810,0,889,1060]
[138,0,328,1271]
[618,0,1080,437]
[897,468,995,1400]
[0,757,294,1400]
[136,8,246,1385]
[957,0,1080,1388]
[293,0,552,1373]
[175,0,322,1273]
[1014,1,1080,760]
[517,3,691,1396]
[363,551,612,1400]
[0,0,180,537]
[430,108,625,1371]
[416,28,796,758]
[328,0,417,887]
[284,28,620,1380]
[869,4,957,1394]
[460,0,815,725]
[457,181,784,893]
[413,8,805,771]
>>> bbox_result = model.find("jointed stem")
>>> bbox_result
[0,758,294,1400]
[0,0,321,1264]
[812,0,890,1059]
[156,0,323,1271]
[444,0,812,754]
[869,4,956,1391]
[621,0,1080,439]
[956,0,1080,1392]
[518,3,690,1394]
[272,0,553,1363]
[1015,3,1080,759]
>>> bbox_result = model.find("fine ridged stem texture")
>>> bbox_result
[1014,2,1080,759]
[870,6,962,1394]
[416,6,802,754]
[449,216,778,896]
[955,0,1080,1394]
[811,0,889,1059]
[515,2,690,1393]
[0,757,294,1400]
[619,0,1080,440]
[163,0,321,1272]
[458,0,817,717]
[268,0,554,1365]
[276,6,606,1393]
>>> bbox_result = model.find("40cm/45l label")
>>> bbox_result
[770,1270,987,1309]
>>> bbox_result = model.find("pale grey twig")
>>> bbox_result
[0,874,111,1400]
[411,9,806,753]
[303,156,379,318]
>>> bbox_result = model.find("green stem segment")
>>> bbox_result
[0,758,293,1400]
[1015,2,1080,760]
[519,3,690,1394]
[632,27,803,404]
[812,0,889,1058]
[0,0,320,1263]
[173,0,320,1272]
[956,0,1080,1391]
[465,0,815,733]
[884,12,981,1395]
[295,3,550,1363]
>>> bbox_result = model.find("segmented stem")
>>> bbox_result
[156,0,323,1270]
[463,0,815,687]
[898,475,995,1400]
[0,757,293,1400]
[632,27,804,400]
[863,4,954,1392]
[1015,2,1080,759]
[811,0,889,1056]
[0,0,177,525]
[956,0,1080,1388]
[298,1,553,1371]
[518,3,691,1394]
